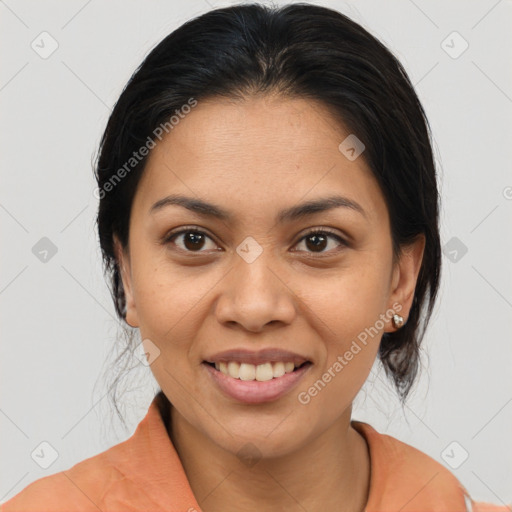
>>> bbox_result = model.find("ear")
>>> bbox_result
[113,235,139,328]
[385,234,425,332]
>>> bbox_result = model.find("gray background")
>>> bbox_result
[1,0,511,505]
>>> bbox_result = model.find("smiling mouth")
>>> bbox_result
[204,361,311,382]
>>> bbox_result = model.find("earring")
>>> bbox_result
[392,314,405,329]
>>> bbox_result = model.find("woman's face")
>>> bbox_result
[116,94,423,458]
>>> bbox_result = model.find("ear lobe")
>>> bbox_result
[386,235,426,331]
[113,235,139,328]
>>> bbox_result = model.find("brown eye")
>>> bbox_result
[165,229,218,252]
[294,229,346,254]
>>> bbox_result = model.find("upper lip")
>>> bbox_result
[204,348,311,366]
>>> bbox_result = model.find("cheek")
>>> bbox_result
[296,266,389,414]
[128,242,185,338]
[295,255,392,400]
[128,244,223,352]
[304,257,392,337]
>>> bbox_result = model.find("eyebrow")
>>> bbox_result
[149,193,367,222]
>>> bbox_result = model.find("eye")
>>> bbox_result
[293,228,347,254]
[163,226,347,255]
[163,228,219,253]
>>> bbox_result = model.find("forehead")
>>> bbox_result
[133,94,387,223]
[159,94,348,161]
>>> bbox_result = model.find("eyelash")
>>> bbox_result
[162,226,347,255]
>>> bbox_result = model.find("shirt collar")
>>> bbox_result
[111,391,468,511]
[352,420,468,511]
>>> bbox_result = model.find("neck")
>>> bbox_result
[169,405,370,512]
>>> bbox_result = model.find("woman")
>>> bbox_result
[2,3,509,511]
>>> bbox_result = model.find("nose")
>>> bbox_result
[214,251,297,333]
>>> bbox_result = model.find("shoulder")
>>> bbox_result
[468,501,512,512]
[0,445,138,511]
[0,439,168,511]
[1,450,114,511]
[352,420,511,512]
[472,503,512,512]
[1,394,176,512]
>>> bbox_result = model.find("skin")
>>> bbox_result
[114,93,425,512]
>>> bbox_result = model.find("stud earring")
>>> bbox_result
[392,314,405,329]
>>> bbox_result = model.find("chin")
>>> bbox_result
[202,411,313,460]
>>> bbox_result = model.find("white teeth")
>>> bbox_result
[214,361,303,381]
[255,362,273,381]
[227,361,240,379]
[272,361,285,378]
[239,363,256,381]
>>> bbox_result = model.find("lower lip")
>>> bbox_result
[203,362,312,404]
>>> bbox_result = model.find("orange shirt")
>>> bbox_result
[1,392,509,512]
